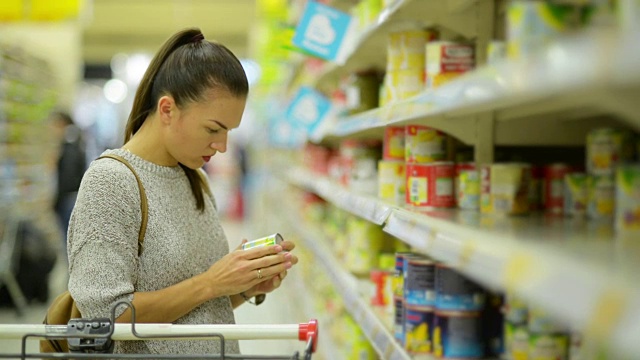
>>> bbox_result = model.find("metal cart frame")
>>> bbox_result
[0,301,319,359]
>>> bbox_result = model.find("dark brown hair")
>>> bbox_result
[124,28,248,211]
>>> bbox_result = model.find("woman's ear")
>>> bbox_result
[157,96,176,124]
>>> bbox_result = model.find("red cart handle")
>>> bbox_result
[298,319,318,353]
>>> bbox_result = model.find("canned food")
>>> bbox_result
[529,333,569,360]
[393,252,413,298]
[406,163,455,208]
[543,163,573,214]
[484,294,505,357]
[587,175,615,219]
[616,164,640,234]
[383,126,405,160]
[487,40,507,66]
[435,264,485,311]
[489,163,532,215]
[405,125,448,163]
[386,69,425,100]
[564,173,588,217]
[528,307,567,334]
[433,310,484,358]
[346,218,384,275]
[530,165,543,211]
[505,292,528,325]
[456,162,480,210]
[480,164,492,214]
[505,321,530,360]
[587,128,634,176]
[404,256,436,307]
[388,30,438,71]
[242,233,283,250]
[426,41,475,89]
[370,269,392,307]
[405,305,434,354]
[378,160,406,205]
[394,296,406,344]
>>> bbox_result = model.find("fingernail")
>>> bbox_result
[285,262,292,269]
[275,245,283,252]
[284,252,292,260]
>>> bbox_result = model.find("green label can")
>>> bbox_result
[242,233,283,250]
[616,164,640,235]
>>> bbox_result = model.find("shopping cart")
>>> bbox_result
[0,300,319,359]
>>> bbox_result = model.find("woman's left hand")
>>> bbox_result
[247,240,298,296]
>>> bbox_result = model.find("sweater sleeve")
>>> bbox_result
[67,158,142,319]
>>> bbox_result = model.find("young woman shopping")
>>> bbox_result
[66,28,298,356]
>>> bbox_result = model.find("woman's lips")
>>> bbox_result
[203,156,211,162]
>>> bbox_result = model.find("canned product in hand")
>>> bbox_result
[242,233,284,250]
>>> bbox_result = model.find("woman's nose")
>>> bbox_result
[210,141,227,153]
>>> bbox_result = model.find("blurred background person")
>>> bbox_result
[50,111,87,258]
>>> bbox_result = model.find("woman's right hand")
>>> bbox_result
[198,242,291,299]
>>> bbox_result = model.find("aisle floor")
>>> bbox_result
[0,219,302,358]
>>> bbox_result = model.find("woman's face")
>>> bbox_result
[165,88,246,169]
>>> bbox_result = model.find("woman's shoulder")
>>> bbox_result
[81,151,139,193]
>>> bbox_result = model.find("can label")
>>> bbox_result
[587,175,615,219]
[505,322,530,360]
[505,293,529,325]
[433,311,484,358]
[393,252,413,298]
[480,164,492,214]
[529,334,569,360]
[456,162,480,210]
[484,294,505,357]
[404,257,436,307]
[543,164,572,214]
[383,126,406,161]
[587,128,633,176]
[426,42,475,88]
[405,125,448,163]
[242,233,283,250]
[388,30,438,71]
[406,163,455,208]
[616,165,640,234]
[405,305,434,354]
[491,163,531,215]
[394,296,406,344]
[528,307,566,334]
[435,264,485,311]
[378,160,406,205]
[564,173,587,217]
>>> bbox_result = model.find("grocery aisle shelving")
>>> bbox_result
[285,167,640,358]
[280,199,415,360]
[313,29,640,147]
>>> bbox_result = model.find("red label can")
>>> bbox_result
[543,164,572,214]
[406,162,455,208]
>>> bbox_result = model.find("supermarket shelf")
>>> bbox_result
[315,0,485,91]
[287,210,414,360]
[316,29,640,146]
[289,167,392,225]
[285,168,640,359]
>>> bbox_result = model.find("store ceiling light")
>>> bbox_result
[103,79,128,104]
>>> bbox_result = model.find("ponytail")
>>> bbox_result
[124,28,248,212]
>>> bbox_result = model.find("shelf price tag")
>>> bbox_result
[292,1,356,64]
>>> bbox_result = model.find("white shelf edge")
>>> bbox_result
[321,29,640,141]
[287,169,640,359]
[288,213,415,360]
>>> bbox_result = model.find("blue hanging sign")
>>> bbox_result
[285,86,332,134]
[292,1,354,63]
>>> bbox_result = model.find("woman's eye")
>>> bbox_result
[206,128,220,134]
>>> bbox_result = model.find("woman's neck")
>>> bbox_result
[123,118,178,167]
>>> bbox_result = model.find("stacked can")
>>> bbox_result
[586,128,634,220]
[339,139,381,195]
[384,29,438,104]
[481,163,532,216]
[616,164,640,238]
[433,264,486,359]
[425,41,475,89]
[345,217,384,276]
[456,162,480,210]
[405,125,455,209]
[542,164,575,215]
[379,126,406,206]
[402,254,436,354]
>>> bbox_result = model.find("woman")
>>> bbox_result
[67,28,297,356]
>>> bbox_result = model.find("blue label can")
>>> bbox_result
[404,305,434,354]
[404,256,436,307]
[433,310,484,359]
[435,264,486,311]
[394,296,406,344]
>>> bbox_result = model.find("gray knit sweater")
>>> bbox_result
[67,148,239,356]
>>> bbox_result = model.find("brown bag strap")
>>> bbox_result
[97,154,148,256]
